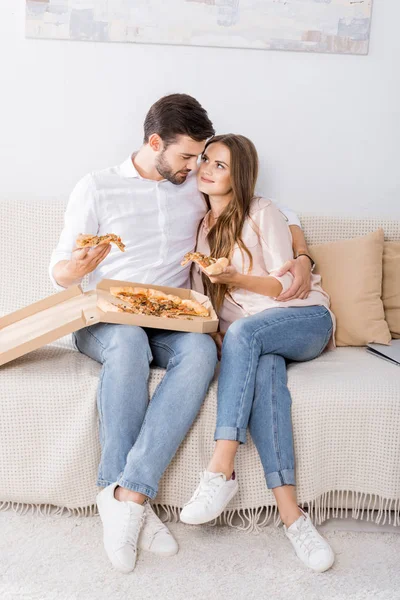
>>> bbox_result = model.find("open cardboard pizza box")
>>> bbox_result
[0,279,218,367]
[0,286,98,367]
[96,279,218,334]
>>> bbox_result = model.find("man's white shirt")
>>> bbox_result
[49,157,301,292]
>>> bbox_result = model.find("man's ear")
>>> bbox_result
[148,133,163,153]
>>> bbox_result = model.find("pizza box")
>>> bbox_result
[96,279,219,334]
[0,279,218,367]
[0,285,99,367]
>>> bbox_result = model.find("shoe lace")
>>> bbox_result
[190,473,223,506]
[144,503,168,537]
[292,518,325,557]
[121,508,146,547]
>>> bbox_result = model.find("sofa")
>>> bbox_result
[1,199,399,529]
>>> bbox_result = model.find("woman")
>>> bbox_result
[179,134,336,573]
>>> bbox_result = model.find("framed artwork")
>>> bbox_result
[26,1,374,55]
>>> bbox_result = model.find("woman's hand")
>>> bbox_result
[209,332,225,361]
[201,264,239,286]
[273,256,312,301]
[202,264,281,297]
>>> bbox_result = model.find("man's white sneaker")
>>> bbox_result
[138,502,179,557]
[180,471,238,525]
[96,482,145,573]
[283,508,335,573]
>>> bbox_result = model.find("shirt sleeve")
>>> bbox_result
[256,202,295,296]
[271,200,302,228]
[49,173,99,291]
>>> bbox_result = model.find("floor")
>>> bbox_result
[1,510,399,600]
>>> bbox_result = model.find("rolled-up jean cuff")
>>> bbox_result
[97,478,116,488]
[116,477,157,500]
[266,469,295,489]
[214,426,247,444]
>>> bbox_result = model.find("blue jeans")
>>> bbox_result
[215,306,333,489]
[73,324,217,499]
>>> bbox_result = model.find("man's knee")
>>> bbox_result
[106,325,152,362]
[179,333,218,372]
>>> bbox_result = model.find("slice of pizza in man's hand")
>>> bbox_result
[76,233,125,252]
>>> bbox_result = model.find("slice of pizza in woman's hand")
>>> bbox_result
[76,233,126,252]
[181,252,229,275]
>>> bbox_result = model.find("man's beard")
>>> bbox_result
[155,151,190,185]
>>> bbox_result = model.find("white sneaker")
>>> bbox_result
[180,471,238,525]
[96,482,145,573]
[284,508,335,572]
[138,502,179,557]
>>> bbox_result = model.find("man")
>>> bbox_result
[50,94,315,574]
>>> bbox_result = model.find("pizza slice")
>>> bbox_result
[179,299,209,317]
[147,289,182,306]
[107,286,210,318]
[76,233,126,252]
[181,252,229,275]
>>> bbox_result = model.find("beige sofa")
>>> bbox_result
[1,200,399,529]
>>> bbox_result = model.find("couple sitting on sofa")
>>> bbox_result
[50,94,336,574]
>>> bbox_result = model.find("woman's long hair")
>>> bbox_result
[201,134,259,311]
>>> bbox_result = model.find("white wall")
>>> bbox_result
[1,1,399,217]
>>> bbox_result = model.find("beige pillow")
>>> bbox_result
[309,229,391,347]
[383,241,400,339]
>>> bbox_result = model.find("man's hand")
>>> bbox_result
[53,243,112,288]
[274,256,312,301]
[67,243,112,280]
[209,332,225,361]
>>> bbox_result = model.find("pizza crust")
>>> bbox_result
[97,296,120,313]
[204,257,230,275]
[110,286,147,297]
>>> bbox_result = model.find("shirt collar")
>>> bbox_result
[119,154,141,179]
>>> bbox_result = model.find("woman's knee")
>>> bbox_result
[224,318,258,348]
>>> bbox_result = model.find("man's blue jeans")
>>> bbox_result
[215,306,333,489]
[73,324,218,499]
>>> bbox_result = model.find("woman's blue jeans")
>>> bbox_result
[215,306,333,489]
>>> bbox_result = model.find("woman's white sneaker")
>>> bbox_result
[180,470,238,525]
[96,482,145,573]
[283,508,335,573]
[138,502,179,557]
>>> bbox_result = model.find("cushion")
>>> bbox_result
[309,229,391,347]
[383,242,400,339]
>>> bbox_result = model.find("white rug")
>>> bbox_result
[1,511,399,600]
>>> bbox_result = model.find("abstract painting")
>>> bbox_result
[26,0,374,55]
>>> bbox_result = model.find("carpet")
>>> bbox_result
[1,511,399,600]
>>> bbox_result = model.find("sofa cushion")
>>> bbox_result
[309,229,391,347]
[383,242,400,339]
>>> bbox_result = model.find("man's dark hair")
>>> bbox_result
[143,94,215,146]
